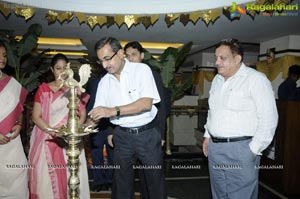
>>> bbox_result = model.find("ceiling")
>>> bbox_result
[1,0,300,58]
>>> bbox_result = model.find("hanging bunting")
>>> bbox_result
[180,14,190,26]
[165,13,180,28]
[247,9,257,19]
[200,9,221,26]
[114,15,124,28]
[124,15,138,29]
[46,10,58,24]
[141,16,152,29]
[106,16,115,27]
[150,14,159,25]
[97,16,107,26]
[189,11,201,24]
[201,10,212,26]
[210,9,221,23]
[0,0,294,29]
[0,2,11,17]
[87,16,98,29]
[57,12,73,24]
[14,7,35,20]
[76,12,86,24]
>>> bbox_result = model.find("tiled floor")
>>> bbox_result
[162,154,282,199]
[90,152,293,199]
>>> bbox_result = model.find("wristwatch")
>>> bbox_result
[115,106,120,117]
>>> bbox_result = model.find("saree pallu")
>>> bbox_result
[0,135,29,199]
[28,83,90,199]
[0,76,29,199]
[0,76,28,135]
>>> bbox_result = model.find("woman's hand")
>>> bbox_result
[45,127,59,137]
[9,124,22,140]
[0,133,10,145]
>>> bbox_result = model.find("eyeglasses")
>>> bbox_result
[97,50,118,65]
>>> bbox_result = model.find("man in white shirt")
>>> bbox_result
[89,37,166,199]
[202,38,278,199]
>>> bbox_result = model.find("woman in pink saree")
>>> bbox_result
[28,53,90,199]
[0,41,29,199]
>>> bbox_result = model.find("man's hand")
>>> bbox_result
[107,135,114,147]
[202,137,209,157]
[88,106,115,120]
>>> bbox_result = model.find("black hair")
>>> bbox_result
[289,65,300,76]
[0,40,7,50]
[216,38,244,62]
[51,53,69,68]
[124,41,144,53]
[0,40,15,75]
[94,37,122,53]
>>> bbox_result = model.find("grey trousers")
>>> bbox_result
[208,139,261,199]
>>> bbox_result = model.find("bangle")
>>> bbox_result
[115,106,120,117]
[15,121,22,127]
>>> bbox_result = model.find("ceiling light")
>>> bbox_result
[39,50,88,56]
[16,36,83,46]
[120,41,183,50]
[15,36,88,51]
[37,37,83,46]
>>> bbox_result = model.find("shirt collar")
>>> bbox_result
[216,62,247,81]
[233,63,248,77]
[122,58,131,74]
[107,58,130,79]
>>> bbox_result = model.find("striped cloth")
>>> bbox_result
[0,76,28,135]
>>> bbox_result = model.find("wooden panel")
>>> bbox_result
[260,101,300,196]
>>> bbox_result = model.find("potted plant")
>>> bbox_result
[143,42,194,154]
[0,23,49,92]
[143,41,193,101]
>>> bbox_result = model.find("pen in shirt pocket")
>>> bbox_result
[128,89,136,93]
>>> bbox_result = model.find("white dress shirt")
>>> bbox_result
[204,63,278,155]
[94,59,160,127]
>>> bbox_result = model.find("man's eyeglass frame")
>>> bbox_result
[97,50,118,65]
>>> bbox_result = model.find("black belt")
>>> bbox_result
[211,136,252,143]
[119,120,156,134]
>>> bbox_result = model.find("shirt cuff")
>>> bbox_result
[204,131,210,138]
[249,141,263,155]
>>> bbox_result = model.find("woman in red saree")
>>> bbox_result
[28,53,90,199]
[0,41,28,198]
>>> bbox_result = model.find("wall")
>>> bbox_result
[260,35,300,98]
[182,35,300,99]
[185,50,260,99]
[260,35,300,59]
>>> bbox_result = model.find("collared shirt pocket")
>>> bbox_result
[224,90,252,111]
[128,88,139,101]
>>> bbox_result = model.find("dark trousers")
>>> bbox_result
[90,130,113,185]
[111,126,166,199]
[139,164,149,199]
